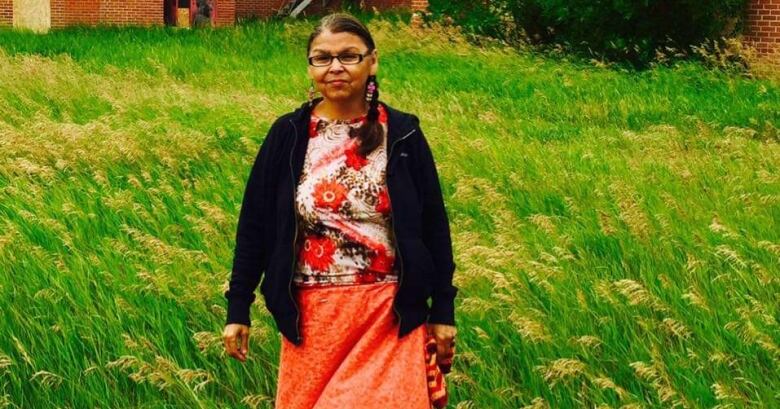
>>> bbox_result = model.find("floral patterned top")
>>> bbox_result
[292,103,400,288]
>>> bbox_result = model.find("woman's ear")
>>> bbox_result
[369,49,379,76]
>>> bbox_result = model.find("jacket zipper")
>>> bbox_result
[387,128,417,328]
[288,119,302,343]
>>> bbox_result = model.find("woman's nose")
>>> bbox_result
[329,60,345,71]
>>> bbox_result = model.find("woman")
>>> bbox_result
[223,12,457,408]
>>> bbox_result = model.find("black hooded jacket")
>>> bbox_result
[224,96,458,346]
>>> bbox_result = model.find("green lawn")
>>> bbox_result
[1,13,779,408]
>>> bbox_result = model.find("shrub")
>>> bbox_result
[428,0,749,67]
[426,0,509,41]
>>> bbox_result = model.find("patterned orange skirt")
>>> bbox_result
[274,281,448,408]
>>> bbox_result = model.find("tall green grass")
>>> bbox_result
[1,14,778,408]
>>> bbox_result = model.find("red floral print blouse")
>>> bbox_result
[292,104,400,287]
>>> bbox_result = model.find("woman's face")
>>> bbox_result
[307,29,378,104]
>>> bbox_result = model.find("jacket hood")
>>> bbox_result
[288,96,420,144]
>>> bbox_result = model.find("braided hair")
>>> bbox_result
[307,13,384,158]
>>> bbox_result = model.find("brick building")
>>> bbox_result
[3,1,776,59]
[0,0,428,32]
[745,0,780,56]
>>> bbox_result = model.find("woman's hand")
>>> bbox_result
[426,322,456,372]
[224,323,250,362]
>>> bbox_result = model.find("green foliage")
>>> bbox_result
[429,0,748,67]
[427,0,507,40]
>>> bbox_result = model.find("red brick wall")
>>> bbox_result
[0,0,426,28]
[51,0,100,27]
[214,0,236,26]
[745,0,780,55]
[235,0,284,19]
[99,0,162,26]
[51,0,162,28]
[0,0,12,27]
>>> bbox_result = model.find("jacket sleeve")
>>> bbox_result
[224,119,282,327]
[416,122,458,326]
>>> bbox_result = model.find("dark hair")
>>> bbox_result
[307,12,383,158]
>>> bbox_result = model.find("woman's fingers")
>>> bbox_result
[434,337,455,374]
[427,323,457,372]
[224,324,249,362]
[436,339,448,362]
[426,326,455,374]
[240,328,250,358]
[225,334,237,359]
[227,335,238,359]
[438,339,455,374]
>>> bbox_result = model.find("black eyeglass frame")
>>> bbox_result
[307,50,373,67]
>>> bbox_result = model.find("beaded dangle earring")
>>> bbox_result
[308,79,317,107]
[365,75,376,104]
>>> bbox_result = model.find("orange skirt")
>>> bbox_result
[274,281,437,408]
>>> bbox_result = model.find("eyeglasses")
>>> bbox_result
[308,50,372,67]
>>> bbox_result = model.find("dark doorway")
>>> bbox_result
[164,0,177,26]
[164,0,211,28]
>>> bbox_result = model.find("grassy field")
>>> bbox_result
[1,12,779,408]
